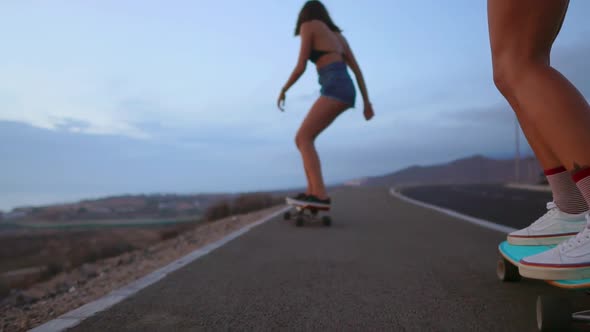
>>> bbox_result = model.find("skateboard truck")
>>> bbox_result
[536,296,590,331]
[497,241,590,330]
[284,204,331,227]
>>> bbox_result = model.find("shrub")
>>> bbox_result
[159,229,180,240]
[205,200,232,221]
[42,262,63,279]
[232,193,281,215]
[76,243,135,266]
[205,194,282,222]
[0,279,9,299]
[98,243,136,260]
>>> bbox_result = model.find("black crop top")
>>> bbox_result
[309,49,339,64]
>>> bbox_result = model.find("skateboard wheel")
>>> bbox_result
[295,216,304,227]
[284,211,291,220]
[536,296,572,331]
[496,255,521,282]
[321,216,331,227]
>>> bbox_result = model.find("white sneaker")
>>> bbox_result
[519,214,590,280]
[507,202,587,245]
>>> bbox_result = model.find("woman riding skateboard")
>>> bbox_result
[488,0,590,280]
[278,0,374,210]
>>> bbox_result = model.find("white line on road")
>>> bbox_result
[29,206,291,332]
[389,188,516,234]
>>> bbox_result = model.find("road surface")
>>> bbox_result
[66,186,589,331]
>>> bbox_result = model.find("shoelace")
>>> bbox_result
[559,214,590,252]
[529,202,559,226]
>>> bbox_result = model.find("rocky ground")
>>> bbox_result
[0,205,285,332]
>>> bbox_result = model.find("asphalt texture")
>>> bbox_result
[69,186,590,331]
[402,184,554,230]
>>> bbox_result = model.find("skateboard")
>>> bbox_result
[498,241,590,331]
[283,198,332,227]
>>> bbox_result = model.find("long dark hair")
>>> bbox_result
[295,1,342,36]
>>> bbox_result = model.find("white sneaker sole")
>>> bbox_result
[507,233,577,246]
[285,197,331,210]
[519,262,590,280]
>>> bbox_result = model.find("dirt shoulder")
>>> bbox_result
[0,205,285,332]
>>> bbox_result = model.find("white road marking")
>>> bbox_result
[389,188,516,234]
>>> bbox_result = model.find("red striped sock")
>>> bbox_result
[573,167,590,212]
[546,166,588,214]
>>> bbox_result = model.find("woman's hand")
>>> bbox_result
[277,89,286,112]
[364,102,374,121]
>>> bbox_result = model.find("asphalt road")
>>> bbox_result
[402,184,554,230]
[69,186,589,331]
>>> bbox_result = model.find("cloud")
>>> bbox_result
[443,103,514,126]
[0,65,151,139]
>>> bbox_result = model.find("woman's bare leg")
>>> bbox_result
[514,111,561,170]
[295,97,348,199]
[303,166,313,195]
[488,0,590,171]
[489,0,568,170]
[489,0,590,262]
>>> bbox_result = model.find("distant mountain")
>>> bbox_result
[356,155,542,188]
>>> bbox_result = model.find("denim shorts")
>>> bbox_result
[317,61,356,107]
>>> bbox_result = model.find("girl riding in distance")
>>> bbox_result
[278,0,374,210]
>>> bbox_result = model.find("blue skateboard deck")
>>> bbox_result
[499,241,590,289]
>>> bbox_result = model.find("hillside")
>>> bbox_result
[356,155,542,187]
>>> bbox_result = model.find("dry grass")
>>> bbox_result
[0,223,200,289]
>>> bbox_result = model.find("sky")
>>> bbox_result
[1,1,589,211]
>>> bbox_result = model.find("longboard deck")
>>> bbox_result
[283,197,332,227]
[285,197,330,211]
[499,241,590,289]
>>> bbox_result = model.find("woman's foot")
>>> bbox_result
[305,195,331,210]
[285,193,309,205]
[285,193,331,210]
[507,202,587,245]
[519,214,590,280]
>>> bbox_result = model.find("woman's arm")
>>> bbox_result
[340,35,373,120]
[340,35,370,105]
[278,23,312,111]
